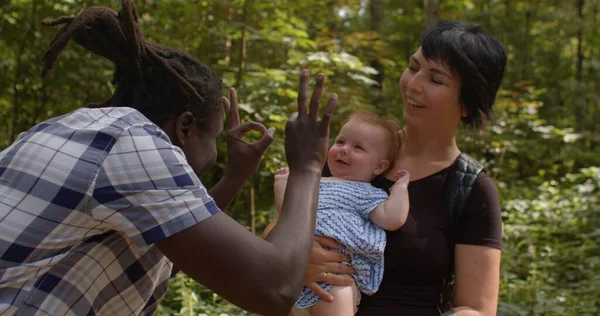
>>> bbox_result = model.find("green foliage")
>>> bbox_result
[460,87,600,315]
[1,0,598,315]
[154,273,252,316]
[499,166,600,315]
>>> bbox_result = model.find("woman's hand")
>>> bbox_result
[221,88,275,181]
[304,236,356,302]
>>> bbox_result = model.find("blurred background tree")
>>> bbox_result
[1,0,598,315]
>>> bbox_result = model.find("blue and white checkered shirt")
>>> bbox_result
[0,107,219,315]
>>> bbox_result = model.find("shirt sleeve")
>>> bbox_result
[455,174,503,249]
[359,185,389,220]
[89,124,220,247]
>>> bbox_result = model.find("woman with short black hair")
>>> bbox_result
[304,20,506,316]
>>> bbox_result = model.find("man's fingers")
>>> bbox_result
[228,88,240,129]
[231,121,267,137]
[297,69,309,117]
[254,127,275,152]
[319,93,338,135]
[309,73,325,120]
[307,282,333,302]
[221,96,230,114]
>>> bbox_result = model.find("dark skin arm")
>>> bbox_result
[207,174,245,210]
[171,88,275,277]
[157,70,338,316]
[208,88,275,211]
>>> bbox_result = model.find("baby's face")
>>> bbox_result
[327,119,390,182]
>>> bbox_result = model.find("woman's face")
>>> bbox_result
[399,47,463,131]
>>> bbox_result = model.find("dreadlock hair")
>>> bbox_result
[41,0,222,129]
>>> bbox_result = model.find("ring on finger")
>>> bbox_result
[321,272,328,283]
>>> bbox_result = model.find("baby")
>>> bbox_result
[268,111,410,315]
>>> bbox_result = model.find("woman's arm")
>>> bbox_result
[441,244,501,316]
[445,174,503,316]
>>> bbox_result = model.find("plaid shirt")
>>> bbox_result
[0,107,219,315]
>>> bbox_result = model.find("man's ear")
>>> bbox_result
[374,160,390,176]
[175,111,196,146]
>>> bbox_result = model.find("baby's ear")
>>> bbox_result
[374,160,390,176]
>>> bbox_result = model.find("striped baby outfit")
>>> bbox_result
[296,180,389,309]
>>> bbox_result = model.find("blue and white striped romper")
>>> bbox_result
[295,180,389,309]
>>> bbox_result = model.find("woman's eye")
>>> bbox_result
[431,77,443,84]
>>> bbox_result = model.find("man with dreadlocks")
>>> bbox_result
[0,1,338,315]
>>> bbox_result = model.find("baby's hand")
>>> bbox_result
[391,170,410,189]
[273,167,290,214]
[274,167,290,183]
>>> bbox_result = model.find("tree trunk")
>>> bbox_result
[521,2,534,81]
[575,0,584,82]
[235,0,253,231]
[11,0,39,141]
[486,0,494,31]
[250,179,256,234]
[235,0,250,88]
[424,0,440,29]
[224,3,234,67]
[573,0,586,131]
[368,0,384,98]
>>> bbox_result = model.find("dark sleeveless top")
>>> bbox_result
[324,164,502,315]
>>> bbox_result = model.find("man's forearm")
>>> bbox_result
[265,170,321,290]
[208,174,248,211]
[170,174,247,277]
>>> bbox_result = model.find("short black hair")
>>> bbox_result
[41,0,222,129]
[421,20,506,130]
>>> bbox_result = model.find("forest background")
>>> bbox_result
[1,0,599,315]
